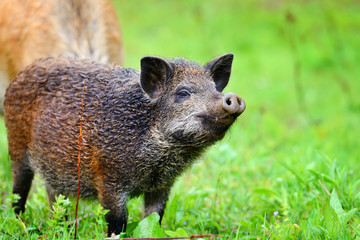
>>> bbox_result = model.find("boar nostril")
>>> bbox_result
[237,97,242,105]
[222,92,245,115]
[226,98,232,106]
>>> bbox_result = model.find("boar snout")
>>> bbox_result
[222,92,245,116]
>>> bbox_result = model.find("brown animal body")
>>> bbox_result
[4,54,245,236]
[0,0,123,110]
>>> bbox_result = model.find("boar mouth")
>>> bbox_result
[196,113,237,136]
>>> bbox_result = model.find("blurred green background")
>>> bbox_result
[1,0,359,238]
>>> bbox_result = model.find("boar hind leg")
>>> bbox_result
[11,159,34,214]
[45,184,56,209]
[144,189,170,224]
[100,191,128,237]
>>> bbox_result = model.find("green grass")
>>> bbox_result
[1,0,360,239]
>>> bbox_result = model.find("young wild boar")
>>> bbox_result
[0,0,123,111]
[4,54,245,236]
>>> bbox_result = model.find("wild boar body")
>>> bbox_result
[5,55,245,236]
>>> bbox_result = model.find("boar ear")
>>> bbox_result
[140,56,173,98]
[205,53,234,92]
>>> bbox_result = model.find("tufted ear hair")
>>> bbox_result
[205,53,234,92]
[140,56,173,99]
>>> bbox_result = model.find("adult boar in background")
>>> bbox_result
[0,0,124,110]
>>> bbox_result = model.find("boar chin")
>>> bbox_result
[197,113,237,139]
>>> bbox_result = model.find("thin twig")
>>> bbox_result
[318,179,348,214]
[15,213,27,232]
[15,212,42,234]
[318,180,331,197]
[307,186,326,205]
[74,78,86,239]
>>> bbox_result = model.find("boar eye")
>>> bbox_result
[175,89,191,103]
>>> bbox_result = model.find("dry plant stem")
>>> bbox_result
[318,180,331,197]
[15,213,27,232]
[318,179,348,214]
[74,78,86,239]
[308,186,326,205]
[15,212,42,234]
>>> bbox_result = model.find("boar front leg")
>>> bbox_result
[144,188,170,224]
[100,190,128,237]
